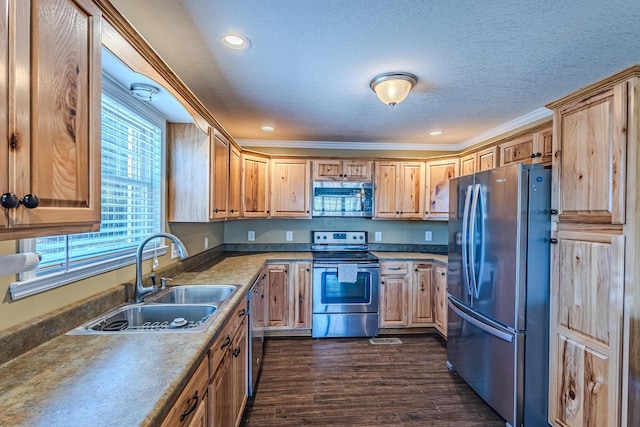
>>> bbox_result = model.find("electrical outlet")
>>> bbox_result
[204,237,209,249]
[170,243,179,259]
[425,231,433,242]
[285,231,293,241]
[248,230,255,241]
[374,231,382,242]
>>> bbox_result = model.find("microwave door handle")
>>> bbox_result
[461,184,473,296]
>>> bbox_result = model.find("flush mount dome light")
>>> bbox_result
[221,33,251,50]
[370,72,417,107]
[130,83,159,101]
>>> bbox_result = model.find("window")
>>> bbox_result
[14,75,166,298]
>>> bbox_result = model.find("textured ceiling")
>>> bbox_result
[109,0,640,150]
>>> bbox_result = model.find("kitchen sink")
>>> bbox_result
[143,285,239,305]
[68,303,218,335]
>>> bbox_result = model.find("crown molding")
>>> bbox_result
[238,108,553,152]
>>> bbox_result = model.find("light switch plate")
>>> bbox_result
[248,230,255,241]
[285,231,293,241]
[425,231,432,241]
[374,231,382,241]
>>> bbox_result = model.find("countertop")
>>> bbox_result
[0,251,444,427]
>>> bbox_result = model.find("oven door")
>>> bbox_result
[312,264,379,313]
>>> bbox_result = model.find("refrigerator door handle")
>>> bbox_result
[448,297,514,343]
[468,183,482,299]
[461,184,474,296]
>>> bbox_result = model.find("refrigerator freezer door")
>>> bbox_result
[447,297,523,427]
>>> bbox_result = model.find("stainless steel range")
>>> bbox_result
[311,231,379,338]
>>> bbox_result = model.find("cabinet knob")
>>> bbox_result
[230,209,235,213]
[550,238,558,244]
[21,194,39,209]
[535,152,542,157]
[213,208,219,213]
[1,193,19,209]
[550,209,558,215]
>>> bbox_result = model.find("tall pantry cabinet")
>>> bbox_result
[546,65,640,427]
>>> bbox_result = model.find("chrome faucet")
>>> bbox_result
[135,232,188,302]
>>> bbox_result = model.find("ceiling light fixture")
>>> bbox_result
[129,83,160,101]
[221,33,251,50]
[370,72,417,107]
[429,130,443,136]
[262,126,274,132]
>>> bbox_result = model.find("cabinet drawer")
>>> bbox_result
[161,357,208,427]
[380,262,409,276]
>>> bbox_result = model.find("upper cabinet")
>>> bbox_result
[210,129,230,220]
[374,161,425,219]
[459,146,498,177]
[1,0,102,239]
[499,125,553,168]
[270,158,310,218]
[313,159,372,182]
[425,158,459,220]
[241,152,269,218]
[228,143,242,218]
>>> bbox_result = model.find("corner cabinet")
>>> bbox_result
[425,158,459,220]
[546,67,640,427]
[1,0,101,239]
[270,158,310,218]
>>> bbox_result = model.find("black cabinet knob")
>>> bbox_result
[550,238,558,244]
[213,208,219,213]
[1,193,19,209]
[21,194,39,209]
[550,209,558,215]
[530,153,537,158]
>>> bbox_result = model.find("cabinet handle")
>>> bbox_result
[233,347,241,357]
[425,211,429,215]
[220,335,231,349]
[267,210,270,214]
[550,238,558,244]
[388,267,401,271]
[396,211,400,214]
[179,390,199,422]
[414,268,418,272]
[1,193,19,209]
[550,209,558,215]
[440,271,446,276]
[306,210,309,213]
[238,308,247,317]
[213,208,219,213]
[535,152,542,157]
[21,194,39,209]
[380,280,385,284]
[230,209,235,213]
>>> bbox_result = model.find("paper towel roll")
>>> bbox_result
[0,253,41,276]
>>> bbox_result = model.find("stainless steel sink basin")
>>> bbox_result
[68,303,217,335]
[144,285,239,304]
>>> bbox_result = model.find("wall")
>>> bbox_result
[224,217,448,245]
[0,222,224,332]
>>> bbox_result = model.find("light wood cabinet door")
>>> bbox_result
[425,158,458,220]
[4,0,101,236]
[410,263,433,325]
[549,231,624,427]
[433,265,448,337]
[270,159,310,218]
[313,159,342,181]
[265,264,290,328]
[379,262,409,327]
[228,143,241,218]
[342,160,372,181]
[500,135,534,166]
[231,318,248,427]
[552,83,627,224]
[292,262,312,329]
[313,159,372,181]
[532,126,553,165]
[459,153,475,176]
[374,162,399,218]
[210,129,229,219]
[398,162,425,219]
[477,146,498,171]
[167,123,210,222]
[209,349,233,427]
[252,269,267,329]
[0,0,8,231]
[241,153,269,218]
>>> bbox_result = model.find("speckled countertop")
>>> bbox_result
[0,251,444,427]
[371,252,448,264]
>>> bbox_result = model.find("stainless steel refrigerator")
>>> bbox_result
[446,163,551,427]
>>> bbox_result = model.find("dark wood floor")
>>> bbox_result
[240,334,504,426]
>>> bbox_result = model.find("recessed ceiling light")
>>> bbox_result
[221,33,251,50]
[262,126,274,132]
[429,130,443,136]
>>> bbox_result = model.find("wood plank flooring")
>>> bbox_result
[240,334,504,426]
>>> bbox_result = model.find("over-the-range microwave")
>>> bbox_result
[312,181,373,217]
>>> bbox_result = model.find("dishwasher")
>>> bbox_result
[247,274,265,396]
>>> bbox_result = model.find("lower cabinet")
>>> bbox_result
[379,261,447,336]
[264,262,312,333]
[208,300,248,427]
[161,357,209,427]
[433,265,447,338]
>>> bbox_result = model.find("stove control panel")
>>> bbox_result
[312,231,367,244]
